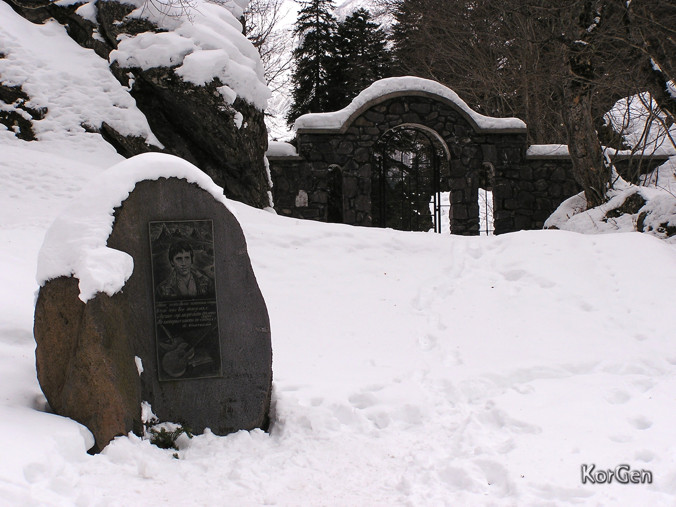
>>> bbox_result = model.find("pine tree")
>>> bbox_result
[334,8,393,109]
[389,0,427,77]
[286,0,340,125]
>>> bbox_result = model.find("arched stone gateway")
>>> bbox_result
[267,77,668,235]
[372,125,450,233]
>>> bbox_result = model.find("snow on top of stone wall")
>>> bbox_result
[108,0,270,110]
[294,77,527,132]
[266,141,299,157]
[526,144,570,158]
[37,153,234,302]
[526,144,676,159]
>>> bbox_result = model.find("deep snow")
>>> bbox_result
[2,137,676,505]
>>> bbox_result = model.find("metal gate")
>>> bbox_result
[372,126,449,233]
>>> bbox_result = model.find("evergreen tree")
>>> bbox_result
[286,0,340,125]
[334,8,393,109]
[389,0,426,77]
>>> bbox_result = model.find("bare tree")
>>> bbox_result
[385,0,676,207]
[387,0,567,144]
[243,0,293,94]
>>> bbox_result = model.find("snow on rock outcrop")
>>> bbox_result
[604,92,676,155]
[545,94,676,242]
[545,158,676,243]
[0,1,159,156]
[3,0,273,209]
[109,0,270,109]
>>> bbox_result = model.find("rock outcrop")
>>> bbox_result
[2,0,271,209]
[0,77,45,140]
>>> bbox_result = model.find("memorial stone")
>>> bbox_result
[34,156,272,451]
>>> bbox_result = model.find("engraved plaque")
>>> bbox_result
[149,220,222,381]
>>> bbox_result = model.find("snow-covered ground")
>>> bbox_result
[3,136,676,505]
[2,2,676,505]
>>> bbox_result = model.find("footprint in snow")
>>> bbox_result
[609,433,633,443]
[635,449,655,462]
[23,463,49,483]
[535,277,556,288]
[577,301,596,312]
[417,333,437,351]
[632,377,656,392]
[628,415,653,430]
[467,244,483,260]
[502,269,526,282]
[436,465,481,492]
[604,389,631,405]
[474,459,514,495]
[366,411,390,429]
[348,392,378,410]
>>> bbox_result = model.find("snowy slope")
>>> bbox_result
[2,142,676,505]
[0,1,154,163]
[335,0,390,23]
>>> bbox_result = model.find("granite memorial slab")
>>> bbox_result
[33,154,272,451]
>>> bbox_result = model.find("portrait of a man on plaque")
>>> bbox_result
[156,239,215,300]
[149,220,222,381]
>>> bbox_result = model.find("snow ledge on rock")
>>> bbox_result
[544,161,676,244]
[36,153,234,302]
[108,0,270,110]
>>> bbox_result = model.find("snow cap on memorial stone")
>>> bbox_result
[34,153,272,451]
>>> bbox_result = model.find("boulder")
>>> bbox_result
[34,171,272,452]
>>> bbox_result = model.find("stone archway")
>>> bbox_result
[270,73,668,235]
[291,78,528,235]
[268,77,573,236]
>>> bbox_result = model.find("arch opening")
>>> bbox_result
[479,162,495,235]
[372,125,451,233]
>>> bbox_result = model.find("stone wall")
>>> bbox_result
[268,156,332,221]
[495,158,580,233]
[268,87,671,235]
[272,94,528,235]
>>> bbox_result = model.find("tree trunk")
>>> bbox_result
[563,90,611,208]
[561,1,612,209]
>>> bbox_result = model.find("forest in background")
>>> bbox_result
[245,0,676,207]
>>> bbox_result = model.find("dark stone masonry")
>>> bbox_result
[268,88,669,235]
